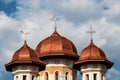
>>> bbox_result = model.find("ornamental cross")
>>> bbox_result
[87,24,96,40]
[20,24,30,41]
[50,16,60,31]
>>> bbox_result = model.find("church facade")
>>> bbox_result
[5,27,113,80]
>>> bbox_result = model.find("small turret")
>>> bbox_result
[5,41,45,80]
[74,40,113,80]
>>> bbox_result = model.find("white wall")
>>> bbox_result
[80,63,106,80]
[12,65,39,80]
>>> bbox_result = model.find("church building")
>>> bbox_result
[5,17,113,80]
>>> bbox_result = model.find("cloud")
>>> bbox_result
[48,0,105,24]
[0,0,13,4]
[103,0,120,24]
[0,11,19,29]
[0,11,21,80]
[107,68,120,80]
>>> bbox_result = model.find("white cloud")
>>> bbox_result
[103,0,120,24]
[16,0,41,12]
[0,12,19,30]
[0,11,22,79]
[59,0,92,10]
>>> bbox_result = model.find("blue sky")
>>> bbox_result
[0,0,16,16]
[0,0,120,80]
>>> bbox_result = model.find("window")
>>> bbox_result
[86,74,89,80]
[65,72,69,80]
[16,76,18,80]
[45,72,49,80]
[102,74,104,80]
[23,75,26,80]
[55,71,59,80]
[94,74,97,80]
[32,76,34,80]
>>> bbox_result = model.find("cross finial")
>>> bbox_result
[87,24,96,41]
[20,24,30,41]
[50,16,60,31]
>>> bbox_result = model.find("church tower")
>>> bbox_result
[74,40,113,80]
[36,30,79,80]
[74,26,113,80]
[5,41,45,80]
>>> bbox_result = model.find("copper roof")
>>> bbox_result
[36,31,79,60]
[74,40,113,70]
[5,41,45,71]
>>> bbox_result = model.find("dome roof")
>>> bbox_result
[36,31,79,60]
[74,40,113,70]
[5,41,45,71]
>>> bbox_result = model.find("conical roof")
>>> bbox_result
[5,41,45,71]
[36,31,79,60]
[74,40,113,70]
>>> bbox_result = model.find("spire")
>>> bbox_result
[23,40,28,47]
[50,16,60,31]
[54,26,57,31]
[87,24,96,41]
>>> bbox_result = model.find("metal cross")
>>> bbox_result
[20,24,30,41]
[50,16,60,31]
[87,24,96,40]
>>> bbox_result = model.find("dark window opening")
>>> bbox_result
[94,74,97,80]
[65,72,69,80]
[86,74,89,80]
[23,75,26,80]
[32,76,34,80]
[55,71,59,80]
[45,72,49,80]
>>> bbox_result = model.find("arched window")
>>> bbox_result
[102,74,104,80]
[23,75,26,80]
[45,72,49,80]
[55,71,59,80]
[94,74,97,80]
[32,76,34,80]
[16,76,18,80]
[86,74,89,80]
[65,72,69,80]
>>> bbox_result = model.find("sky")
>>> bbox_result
[0,0,120,80]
